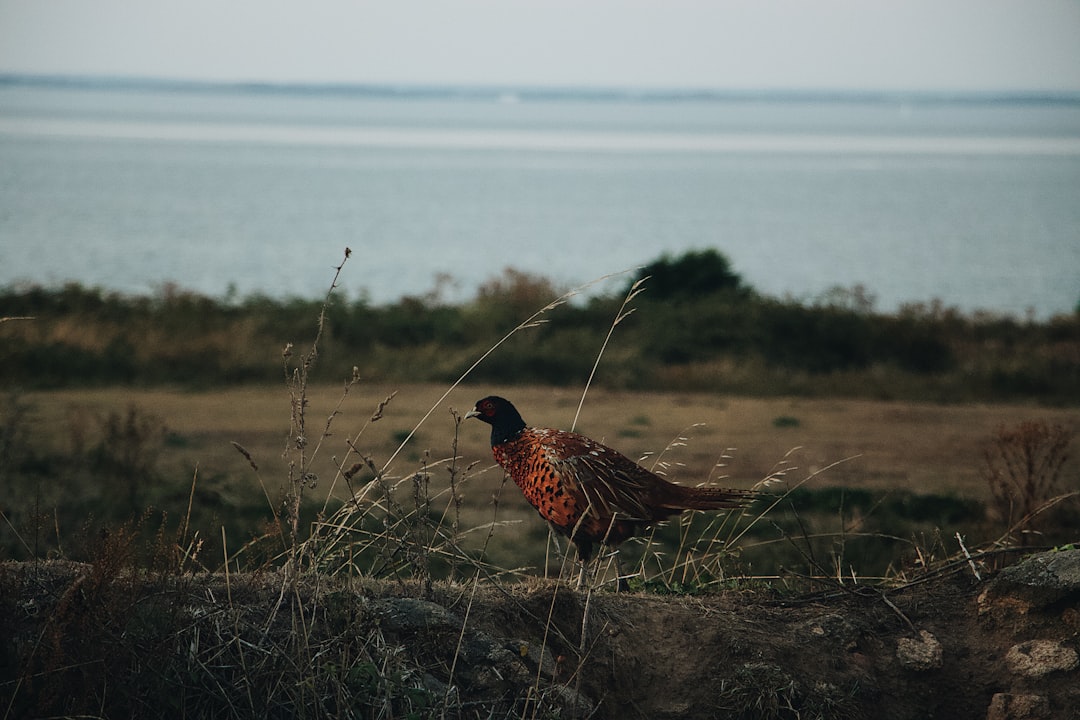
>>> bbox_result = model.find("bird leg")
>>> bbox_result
[567,506,597,590]
[571,538,595,590]
[545,527,564,582]
[598,513,630,591]
[611,550,631,592]
[575,559,590,591]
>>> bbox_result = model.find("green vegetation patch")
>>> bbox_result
[2,248,1077,404]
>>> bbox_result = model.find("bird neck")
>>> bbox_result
[490,421,526,447]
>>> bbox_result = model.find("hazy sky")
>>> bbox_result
[2,0,1079,92]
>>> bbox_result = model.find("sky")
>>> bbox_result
[1,0,1080,92]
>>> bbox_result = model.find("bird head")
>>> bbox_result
[466,396,527,445]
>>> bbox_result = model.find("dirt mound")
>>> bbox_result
[3,550,1079,719]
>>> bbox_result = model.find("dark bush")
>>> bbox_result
[758,302,876,372]
[630,248,749,302]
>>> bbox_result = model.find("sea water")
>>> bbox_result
[1,79,1078,318]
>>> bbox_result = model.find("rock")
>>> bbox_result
[986,693,1050,720]
[1004,639,1079,678]
[376,597,459,632]
[981,549,1080,612]
[896,630,943,671]
[511,638,559,676]
[800,612,859,642]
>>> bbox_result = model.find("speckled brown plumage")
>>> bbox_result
[467,395,756,562]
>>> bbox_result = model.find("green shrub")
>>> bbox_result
[1,250,1077,403]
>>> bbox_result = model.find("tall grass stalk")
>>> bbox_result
[571,274,647,432]
[283,248,352,570]
[529,274,647,583]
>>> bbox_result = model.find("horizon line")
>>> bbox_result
[3,72,1080,105]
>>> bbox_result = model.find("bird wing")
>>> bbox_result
[542,430,661,523]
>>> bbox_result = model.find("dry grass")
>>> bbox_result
[20,383,1078,500]
[12,380,1078,588]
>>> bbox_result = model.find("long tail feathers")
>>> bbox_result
[665,484,757,511]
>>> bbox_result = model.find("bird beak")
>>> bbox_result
[464,409,480,419]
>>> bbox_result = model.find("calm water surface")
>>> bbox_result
[1,80,1078,318]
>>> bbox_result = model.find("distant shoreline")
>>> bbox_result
[4,72,1080,107]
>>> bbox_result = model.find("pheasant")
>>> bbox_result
[466,395,756,578]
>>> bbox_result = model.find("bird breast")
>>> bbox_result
[492,429,585,530]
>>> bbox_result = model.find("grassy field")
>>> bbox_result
[22,382,1078,496]
[8,382,1077,581]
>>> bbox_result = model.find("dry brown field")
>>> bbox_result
[24,382,1078,514]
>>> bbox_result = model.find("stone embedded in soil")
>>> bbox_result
[513,639,558,676]
[376,597,458,631]
[986,693,1051,720]
[1004,639,1079,678]
[895,630,943,671]
[982,549,1080,611]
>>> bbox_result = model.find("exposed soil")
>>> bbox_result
[3,550,1079,719]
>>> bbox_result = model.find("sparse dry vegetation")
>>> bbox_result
[983,419,1074,545]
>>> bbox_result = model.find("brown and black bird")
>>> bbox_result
[467,396,756,573]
